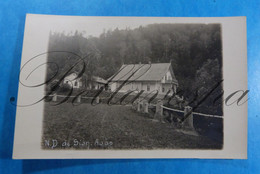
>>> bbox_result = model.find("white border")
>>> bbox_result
[13,14,247,159]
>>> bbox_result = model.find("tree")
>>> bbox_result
[46,23,223,114]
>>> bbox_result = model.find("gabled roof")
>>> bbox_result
[64,73,107,84]
[64,73,78,81]
[109,63,178,83]
[92,76,107,84]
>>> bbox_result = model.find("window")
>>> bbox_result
[74,81,78,86]
[147,84,150,91]
[162,87,165,93]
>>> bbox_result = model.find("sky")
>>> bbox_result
[43,15,212,37]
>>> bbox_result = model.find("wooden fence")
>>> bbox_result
[48,93,223,136]
[134,99,223,135]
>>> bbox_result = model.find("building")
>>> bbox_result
[63,73,82,88]
[88,76,108,90]
[63,73,107,90]
[108,63,178,95]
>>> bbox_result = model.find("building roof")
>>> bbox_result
[64,73,107,84]
[108,63,178,84]
[93,76,107,84]
[64,73,78,81]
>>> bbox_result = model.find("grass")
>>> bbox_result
[42,102,222,150]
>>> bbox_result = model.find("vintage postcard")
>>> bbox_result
[12,14,247,159]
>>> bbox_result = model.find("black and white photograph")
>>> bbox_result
[42,21,223,150]
[13,15,247,159]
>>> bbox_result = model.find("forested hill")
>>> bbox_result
[47,23,223,113]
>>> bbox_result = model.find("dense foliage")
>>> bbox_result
[47,23,223,114]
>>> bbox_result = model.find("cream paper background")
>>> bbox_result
[13,14,247,159]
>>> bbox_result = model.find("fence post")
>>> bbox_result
[143,100,148,113]
[156,100,163,114]
[77,95,81,103]
[137,99,141,112]
[182,106,197,135]
[96,96,100,104]
[155,100,164,122]
[52,93,57,102]
[156,100,160,114]
[160,104,163,116]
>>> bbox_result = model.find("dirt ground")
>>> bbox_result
[42,102,222,150]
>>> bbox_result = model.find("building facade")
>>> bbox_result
[63,73,107,90]
[63,73,82,88]
[109,63,178,95]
